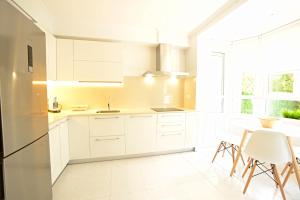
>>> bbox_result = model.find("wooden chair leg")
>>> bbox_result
[242,158,253,178]
[222,142,226,157]
[212,142,223,163]
[283,163,293,187]
[272,164,287,200]
[240,152,246,165]
[281,162,290,176]
[231,144,235,164]
[271,164,279,188]
[243,160,257,194]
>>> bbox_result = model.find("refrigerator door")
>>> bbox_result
[3,134,52,200]
[0,0,48,156]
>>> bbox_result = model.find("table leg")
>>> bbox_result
[230,130,248,177]
[287,136,300,189]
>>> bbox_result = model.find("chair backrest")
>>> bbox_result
[244,130,291,165]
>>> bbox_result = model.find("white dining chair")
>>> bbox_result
[281,137,300,187]
[242,130,291,200]
[211,115,248,165]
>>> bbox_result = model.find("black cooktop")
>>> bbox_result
[151,107,184,112]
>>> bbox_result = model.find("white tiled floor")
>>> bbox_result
[52,149,300,200]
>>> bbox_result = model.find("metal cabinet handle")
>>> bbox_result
[161,132,182,136]
[94,137,120,141]
[161,124,182,127]
[130,115,153,118]
[94,116,119,120]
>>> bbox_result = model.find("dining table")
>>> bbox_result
[229,120,300,189]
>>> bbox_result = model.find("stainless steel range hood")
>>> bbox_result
[143,44,189,77]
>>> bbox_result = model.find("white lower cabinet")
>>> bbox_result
[49,119,69,184]
[59,120,70,167]
[125,114,157,154]
[185,112,198,148]
[68,116,90,160]
[49,126,62,184]
[65,112,197,161]
[156,113,186,151]
[90,136,125,158]
[89,115,124,136]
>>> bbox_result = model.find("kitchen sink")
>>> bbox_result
[96,110,120,113]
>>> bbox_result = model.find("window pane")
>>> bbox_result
[268,100,300,117]
[271,73,293,93]
[241,99,253,114]
[242,74,254,95]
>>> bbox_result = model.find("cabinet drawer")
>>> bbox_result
[157,113,185,123]
[158,122,185,132]
[156,131,185,151]
[89,115,124,136]
[90,136,125,158]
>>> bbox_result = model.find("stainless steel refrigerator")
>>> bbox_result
[0,0,52,199]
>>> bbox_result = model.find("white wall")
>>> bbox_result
[13,0,53,32]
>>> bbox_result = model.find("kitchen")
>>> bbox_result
[1,0,300,200]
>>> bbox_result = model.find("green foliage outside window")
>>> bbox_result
[269,100,300,117]
[271,73,293,93]
[241,99,253,114]
[242,74,254,95]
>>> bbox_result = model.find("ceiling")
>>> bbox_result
[202,0,300,41]
[42,0,228,44]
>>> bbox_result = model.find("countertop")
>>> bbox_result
[48,108,196,128]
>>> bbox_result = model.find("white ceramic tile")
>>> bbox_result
[52,150,300,200]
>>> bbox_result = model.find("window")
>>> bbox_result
[268,100,300,117]
[241,73,254,114]
[267,71,300,117]
[270,73,293,93]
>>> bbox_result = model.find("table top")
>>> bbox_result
[233,120,300,138]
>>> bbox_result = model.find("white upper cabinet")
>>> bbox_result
[56,39,74,80]
[74,40,122,62]
[73,40,123,82]
[45,32,57,80]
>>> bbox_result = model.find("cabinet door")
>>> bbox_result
[74,61,123,82]
[89,115,124,137]
[90,136,125,158]
[57,39,74,80]
[45,32,56,80]
[59,120,69,168]
[49,126,62,184]
[125,114,157,154]
[74,40,122,62]
[68,117,90,160]
[185,112,198,148]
